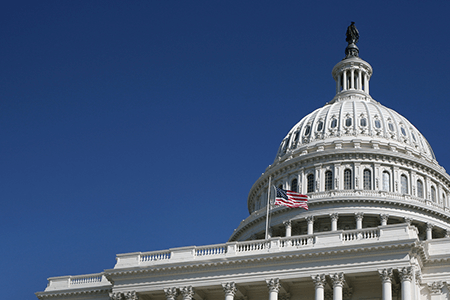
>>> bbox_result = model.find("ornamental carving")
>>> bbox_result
[378,268,393,283]
[311,274,327,288]
[266,278,281,293]
[380,214,389,224]
[222,282,237,296]
[180,286,195,300]
[355,212,364,221]
[124,291,138,300]
[306,216,314,224]
[398,267,413,282]
[164,288,178,300]
[110,292,123,300]
[330,213,339,222]
[428,281,444,295]
[330,273,345,288]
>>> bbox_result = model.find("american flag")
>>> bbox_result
[275,187,308,210]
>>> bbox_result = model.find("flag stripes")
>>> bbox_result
[274,187,308,210]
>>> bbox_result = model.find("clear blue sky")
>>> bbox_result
[2,1,450,299]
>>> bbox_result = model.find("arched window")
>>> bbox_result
[401,175,408,194]
[344,169,352,190]
[382,171,390,192]
[291,178,298,193]
[417,180,424,198]
[431,186,436,202]
[307,174,314,193]
[363,169,371,190]
[325,170,333,191]
[331,119,337,128]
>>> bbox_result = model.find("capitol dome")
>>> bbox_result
[229,30,450,243]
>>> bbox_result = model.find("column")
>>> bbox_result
[355,212,364,230]
[357,69,362,90]
[380,214,389,226]
[337,74,341,93]
[307,216,314,235]
[164,288,178,300]
[330,213,339,231]
[330,273,345,300]
[427,223,434,240]
[284,220,292,237]
[350,69,354,89]
[266,278,280,300]
[343,70,347,90]
[398,267,413,300]
[222,282,236,300]
[365,73,369,94]
[180,286,195,300]
[378,268,393,300]
[311,274,326,300]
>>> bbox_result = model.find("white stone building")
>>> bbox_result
[36,25,450,300]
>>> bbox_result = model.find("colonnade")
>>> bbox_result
[156,267,414,300]
[281,213,439,240]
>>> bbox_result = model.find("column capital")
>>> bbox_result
[354,212,364,221]
[427,223,435,230]
[378,268,393,283]
[222,282,237,297]
[404,217,412,225]
[398,267,413,282]
[330,273,345,288]
[124,291,138,300]
[266,278,281,293]
[164,288,178,300]
[306,216,314,224]
[329,213,339,221]
[110,292,123,300]
[283,220,292,228]
[428,281,444,295]
[311,274,327,288]
[380,214,389,222]
[180,286,195,300]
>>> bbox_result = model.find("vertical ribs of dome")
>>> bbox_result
[331,57,373,100]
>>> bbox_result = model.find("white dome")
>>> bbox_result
[276,97,436,162]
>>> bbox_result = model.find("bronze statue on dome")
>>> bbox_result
[344,22,359,58]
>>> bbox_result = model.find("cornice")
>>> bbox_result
[35,287,111,299]
[104,241,417,280]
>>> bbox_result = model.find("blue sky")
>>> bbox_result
[2,1,450,299]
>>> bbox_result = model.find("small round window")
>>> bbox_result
[345,118,352,127]
[388,123,394,131]
[331,119,337,128]
[317,121,323,131]
[374,120,381,128]
[360,118,367,127]
[304,125,311,136]
[401,127,406,136]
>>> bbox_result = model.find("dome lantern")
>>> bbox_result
[331,23,373,100]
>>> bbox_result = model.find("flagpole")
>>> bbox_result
[265,176,272,240]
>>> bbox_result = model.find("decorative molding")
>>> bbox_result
[428,281,444,295]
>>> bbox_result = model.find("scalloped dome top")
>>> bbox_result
[275,56,436,163]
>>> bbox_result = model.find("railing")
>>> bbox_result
[341,228,379,242]
[236,240,269,252]
[70,274,103,285]
[195,245,227,256]
[279,236,310,247]
[140,250,171,262]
